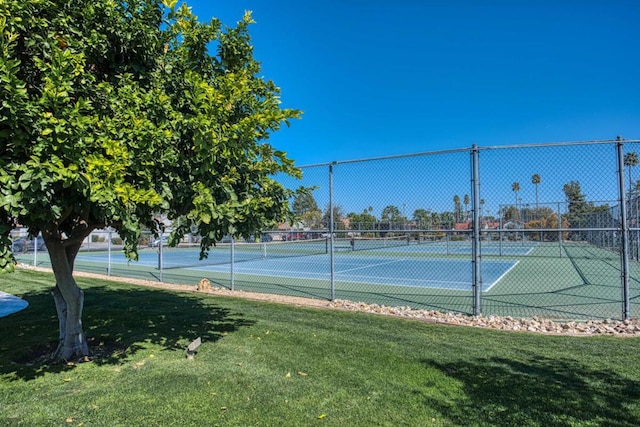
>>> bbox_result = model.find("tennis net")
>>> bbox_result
[161,238,329,269]
[334,235,411,252]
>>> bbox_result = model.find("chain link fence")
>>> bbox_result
[13,138,640,320]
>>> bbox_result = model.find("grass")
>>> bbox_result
[1,268,640,426]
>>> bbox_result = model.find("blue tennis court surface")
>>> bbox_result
[194,255,516,291]
[75,243,520,291]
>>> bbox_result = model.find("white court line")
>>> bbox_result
[334,259,407,274]
[482,260,519,292]
[202,257,407,276]
[203,259,485,290]
[166,257,514,293]
[214,264,472,290]
[334,272,470,286]
[78,252,516,292]
[191,264,329,277]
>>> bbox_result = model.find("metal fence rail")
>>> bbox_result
[13,138,640,320]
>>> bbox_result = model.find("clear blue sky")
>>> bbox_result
[188,0,638,166]
[180,0,640,216]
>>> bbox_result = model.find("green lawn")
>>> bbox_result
[1,269,640,426]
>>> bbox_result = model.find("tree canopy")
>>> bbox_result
[0,0,301,360]
[380,205,402,221]
[292,187,321,229]
[322,204,345,230]
[563,181,589,227]
[347,210,377,231]
[412,208,431,228]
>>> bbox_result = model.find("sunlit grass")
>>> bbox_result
[1,268,639,426]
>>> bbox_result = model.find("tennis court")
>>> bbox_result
[20,237,638,319]
[74,239,520,292]
[189,255,517,291]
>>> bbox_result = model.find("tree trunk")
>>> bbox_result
[44,233,89,362]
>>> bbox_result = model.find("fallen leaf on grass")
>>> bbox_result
[63,378,71,382]
[285,372,291,378]
[65,417,73,423]
[297,371,308,376]
[318,414,326,419]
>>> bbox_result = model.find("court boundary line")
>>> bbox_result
[483,260,520,292]
[188,257,517,292]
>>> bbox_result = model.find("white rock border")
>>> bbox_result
[328,300,640,336]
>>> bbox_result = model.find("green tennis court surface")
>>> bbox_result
[20,241,640,320]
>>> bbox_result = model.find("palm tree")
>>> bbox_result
[624,152,638,194]
[431,212,440,229]
[531,174,542,240]
[512,182,520,221]
[453,195,461,223]
[531,174,541,211]
[463,194,470,221]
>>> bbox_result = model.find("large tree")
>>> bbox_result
[452,195,462,223]
[292,187,321,229]
[440,211,454,229]
[292,187,319,216]
[322,204,345,230]
[463,194,470,221]
[562,181,595,240]
[380,205,405,229]
[0,0,300,361]
[412,208,431,229]
[347,210,377,232]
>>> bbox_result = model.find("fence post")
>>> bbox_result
[33,235,37,267]
[557,202,563,258]
[107,228,112,276]
[231,237,235,291]
[498,206,503,257]
[471,145,482,316]
[329,162,336,301]
[158,232,163,282]
[616,139,630,320]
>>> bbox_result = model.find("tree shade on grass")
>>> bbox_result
[1,269,640,426]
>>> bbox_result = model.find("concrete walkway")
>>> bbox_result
[0,291,28,318]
